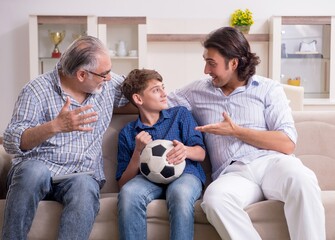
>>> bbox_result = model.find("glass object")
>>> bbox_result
[85,69,111,80]
[281,24,331,99]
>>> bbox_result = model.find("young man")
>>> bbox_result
[168,27,325,240]
[116,68,206,240]
[2,36,128,239]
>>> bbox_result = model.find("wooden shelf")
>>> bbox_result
[147,33,269,42]
[37,16,88,25]
[147,34,206,42]
[281,16,331,25]
[98,17,146,25]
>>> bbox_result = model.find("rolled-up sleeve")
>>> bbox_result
[4,87,41,155]
[264,82,297,144]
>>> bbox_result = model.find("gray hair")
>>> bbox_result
[59,36,108,77]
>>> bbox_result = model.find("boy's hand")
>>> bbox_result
[166,140,187,165]
[134,131,152,153]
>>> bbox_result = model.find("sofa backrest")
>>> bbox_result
[101,111,335,193]
[292,111,335,191]
[1,111,335,196]
[101,114,137,193]
[0,146,11,199]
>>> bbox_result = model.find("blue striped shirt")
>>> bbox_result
[116,106,206,185]
[3,65,128,185]
[168,75,297,180]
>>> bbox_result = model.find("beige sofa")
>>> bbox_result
[1,111,335,240]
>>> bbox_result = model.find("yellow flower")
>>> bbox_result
[230,9,254,26]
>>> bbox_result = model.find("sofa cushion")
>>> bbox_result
[101,114,138,194]
[293,111,335,190]
[0,146,11,199]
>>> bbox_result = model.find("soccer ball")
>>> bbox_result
[139,139,186,184]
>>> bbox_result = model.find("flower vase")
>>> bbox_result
[234,25,250,34]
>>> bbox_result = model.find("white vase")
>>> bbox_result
[117,41,127,57]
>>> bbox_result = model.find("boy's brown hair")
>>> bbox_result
[121,68,163,106]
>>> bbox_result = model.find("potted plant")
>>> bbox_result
[230,8,254,34]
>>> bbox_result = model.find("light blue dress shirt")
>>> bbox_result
[168,75,297,180]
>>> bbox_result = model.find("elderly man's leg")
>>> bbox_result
[2,160,52,239]
[53,174,100,240]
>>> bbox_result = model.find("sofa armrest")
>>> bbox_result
[0,141,12,199]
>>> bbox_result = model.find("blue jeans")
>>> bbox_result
[2,160,100,240]
[118,173,202,240]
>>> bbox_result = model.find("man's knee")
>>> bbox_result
[62,175,100,207]
[10,160,51,191]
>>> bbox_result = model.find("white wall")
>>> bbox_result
[146,18,269,93]
[1,0,334,133]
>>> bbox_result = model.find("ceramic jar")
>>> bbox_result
[117,41,127,57]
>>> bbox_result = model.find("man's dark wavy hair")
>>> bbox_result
[203,27,260,81]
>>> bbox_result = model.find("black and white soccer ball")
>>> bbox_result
[139,139,186,184]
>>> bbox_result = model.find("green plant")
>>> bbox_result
[230,9,254,26]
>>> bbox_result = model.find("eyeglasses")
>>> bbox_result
[85,69,111,79]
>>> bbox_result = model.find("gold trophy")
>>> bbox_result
[49,31,65,58]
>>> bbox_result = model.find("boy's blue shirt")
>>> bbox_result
[116,106,206,185]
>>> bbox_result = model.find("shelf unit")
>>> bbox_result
[97,17,147,77]
[270,16,335,104]
[147,33,269,42]
[28,15,269,96]
[29,15,97,79]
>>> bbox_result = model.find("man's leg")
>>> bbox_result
[201,163,264,240]
[118,175,163,240]
[2,160,52,240]
[166,173,202,240]
[262,154,326,240]
[53,174,100,240]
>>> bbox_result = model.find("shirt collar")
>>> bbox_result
[53,63,98,106]
[228,75,260,95]
[52,63,63,95]
[134,109,171,130]
[246,75,260,88]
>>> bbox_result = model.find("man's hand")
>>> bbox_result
[196,111,296,155]
[53,97,98,133]
[20,97,98,151]
[195,112,237,136]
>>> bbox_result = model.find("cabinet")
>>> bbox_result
[29,15,97,79]
[270,16,335,104]
[97,17,147,77]
[29,16,147,79]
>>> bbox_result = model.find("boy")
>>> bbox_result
[116,68,206,240]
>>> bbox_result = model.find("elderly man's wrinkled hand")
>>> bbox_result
[54,97,98,133]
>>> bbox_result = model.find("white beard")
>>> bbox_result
[91,83,105,95]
